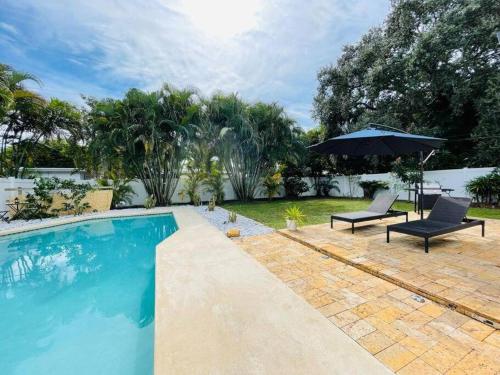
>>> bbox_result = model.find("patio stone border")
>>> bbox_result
[278,229,499,329]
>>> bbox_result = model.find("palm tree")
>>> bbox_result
[88,86,199,205]
[0,64,41,118]
[0,64,53,177]
[207,94,303,201]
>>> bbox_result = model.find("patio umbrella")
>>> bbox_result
[308,125,446,219]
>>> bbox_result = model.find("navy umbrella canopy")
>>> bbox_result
[308,125,446,219]
[308,128,445,156]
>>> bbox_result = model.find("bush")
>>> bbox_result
[465,168,500,207]
[144,195,156,209]
[97,174,136,209]
[284,176,309,198]
[178,161,205,205]
[12,177,94,220]
[57,179,94,215]
[261,170,282,200]
[358,180,389,199]
[204,161,225,204]
[317,177,340,197]
[12,177,59,220]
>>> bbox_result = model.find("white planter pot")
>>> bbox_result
[286,219,297,231]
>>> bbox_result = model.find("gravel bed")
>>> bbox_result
[194,206,274,237]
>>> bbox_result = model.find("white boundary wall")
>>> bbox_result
[0,167,495,210]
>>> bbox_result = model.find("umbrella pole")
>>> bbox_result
[419,151,424,220]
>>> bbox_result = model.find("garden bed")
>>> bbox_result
[195,206,274,237]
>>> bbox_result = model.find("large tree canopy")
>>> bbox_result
[314,0,500,169]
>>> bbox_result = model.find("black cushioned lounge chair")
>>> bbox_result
[386,196,485,253]
[331,193,407,234]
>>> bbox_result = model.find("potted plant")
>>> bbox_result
[284,205,306,230]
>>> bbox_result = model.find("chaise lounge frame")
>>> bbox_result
[331,194,408,234]
[386,197,485,253]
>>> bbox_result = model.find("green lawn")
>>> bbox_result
[222,197,499,229]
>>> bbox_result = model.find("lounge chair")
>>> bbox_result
[331,193,407,234]
[386,196,485,253]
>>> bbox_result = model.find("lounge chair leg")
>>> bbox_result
[405,213,408,222]
[386,229,390,243]
[330,217,333,229]
[481,222,485,237]
[424,238,429,253]
[352,222,354,234]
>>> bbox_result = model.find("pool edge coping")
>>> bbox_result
[0,208,176,237]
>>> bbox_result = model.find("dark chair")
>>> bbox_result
[386,197,485,253]
[331,193,408,234]
[0,210,8,223]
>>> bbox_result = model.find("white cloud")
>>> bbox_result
[0,22,18,35]
[2,0,390,128]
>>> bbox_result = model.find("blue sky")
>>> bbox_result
[0,0,390,128]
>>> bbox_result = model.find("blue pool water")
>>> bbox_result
[0,214,177,375]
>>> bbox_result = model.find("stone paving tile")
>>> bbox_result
[375,343,417,372]
[328,310,360,327]
[236,232,500,374]
[484,330,500,349]
[397,358,441,375]
[341,319,376,340]
[459,320,496,341]
[279,212,500,328]
[358,330,395,354]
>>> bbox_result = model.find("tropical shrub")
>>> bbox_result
[261,169,282,200]
[465,168,500,206]
[144,195,156,209]
[284,176,309,198]
[12,177,93,220]
[57,179,93,215]
[317,177,340,197]
[359,180,389,199]
[11,177,58,220]
[97,171,136,208]
[203,160,225,204]
[301,126,336,196]
[178,160,205,205]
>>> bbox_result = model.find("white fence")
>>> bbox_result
[0,167,495,211]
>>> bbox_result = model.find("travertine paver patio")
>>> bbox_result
[236,233,500,374]
[279,212,500,329]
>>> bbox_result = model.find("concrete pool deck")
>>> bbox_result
[155,206,391,374]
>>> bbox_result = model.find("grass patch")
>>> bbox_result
[222,197,499,229]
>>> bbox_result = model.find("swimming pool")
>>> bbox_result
[0,214,177,375]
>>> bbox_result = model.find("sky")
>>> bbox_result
[0,0,390,129]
